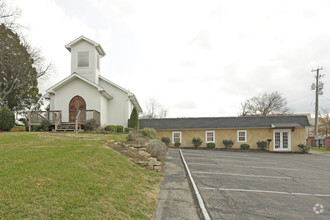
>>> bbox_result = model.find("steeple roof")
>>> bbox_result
[65,35,106,57]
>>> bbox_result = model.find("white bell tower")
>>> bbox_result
[65,36,106,84]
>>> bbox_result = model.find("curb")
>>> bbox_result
[179,149,211,220]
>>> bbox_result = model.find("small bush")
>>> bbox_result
[192,137,203,148]
[84,119,97,131]
[19,118,29,131]
[207,143,215,148]
[40,120,51,131]
[174,142,181,148]
[95,127,107,134]
[126,130,137,141]
[0,105,15,131]
[298,144,310,153]
[34,125,41,131]
[146,139,168,162]
[140,128,151,137]
[223,139,234,149]
[240,144,250,150]
[116,125,124,133]
[10,126,26,132]
[145,127,158,138]
[105,125,116,132]
[161,137,171,146]
[256,141,267,150]
[125,127,134,133]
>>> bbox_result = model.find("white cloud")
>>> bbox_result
[10,0,330,116]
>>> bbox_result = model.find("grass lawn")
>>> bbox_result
[0,132,161,219]
[311,146,330,152]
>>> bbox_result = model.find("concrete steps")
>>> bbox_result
[56,123,76,132]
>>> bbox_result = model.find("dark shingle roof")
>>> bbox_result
[139,115,310,130]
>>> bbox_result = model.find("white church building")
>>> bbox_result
[41,36,142,129]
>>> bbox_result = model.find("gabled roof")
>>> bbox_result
[139,115,310,130]
[65,36,106,57]
[99,76,143,113]
[46,73,113,100]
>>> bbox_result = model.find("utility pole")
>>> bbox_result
[311,67,324,147]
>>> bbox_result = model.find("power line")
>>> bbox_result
[288,94,313,104]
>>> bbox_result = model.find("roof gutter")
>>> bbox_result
[129,94,143,113]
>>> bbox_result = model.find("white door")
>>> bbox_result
[273,129,291,151]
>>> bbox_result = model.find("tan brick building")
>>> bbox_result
[140,115,310,152]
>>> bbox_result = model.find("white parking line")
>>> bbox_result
[185,155,260,160]
[193,171,292,179]
[188,162,297,171]
[200,187,330,197]
[182,152,249,157]
[187,158,277,164]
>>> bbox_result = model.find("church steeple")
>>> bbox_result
[65,36,105,84]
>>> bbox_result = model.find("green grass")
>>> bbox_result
[40,132,127,142]
[311,147,330,152]
[0,133,161,219]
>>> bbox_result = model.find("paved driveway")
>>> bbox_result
[181,149,330,219]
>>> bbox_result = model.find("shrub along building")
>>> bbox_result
[139,115,310,152]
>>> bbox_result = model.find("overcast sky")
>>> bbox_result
[9,0,330,117]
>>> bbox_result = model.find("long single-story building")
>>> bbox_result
[139,115,310,152]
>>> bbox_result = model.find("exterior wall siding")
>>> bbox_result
[53,78,101,122]
[99,78,130,127]
[156,128,306,152]
[100,96,108,126]
[71,41,99,84]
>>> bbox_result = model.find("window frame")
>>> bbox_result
[237,130,247,142]
[205,131,215,143]
[172,131,182,144]
[77,51,89,68]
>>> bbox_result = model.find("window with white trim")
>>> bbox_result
[172,131,182,144]
[205,131,215,143]
[78,51,89,67]
[237,130,247,142]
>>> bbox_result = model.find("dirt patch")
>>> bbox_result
[107,143,146,163]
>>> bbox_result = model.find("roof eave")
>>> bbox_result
[65,36,106,57]
[129,94,143,113]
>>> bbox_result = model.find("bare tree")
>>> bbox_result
[318,108,330,137]
[240,91,290,116]
[141,97,168,119]
[0,0,21,29]
[1,0,54,79]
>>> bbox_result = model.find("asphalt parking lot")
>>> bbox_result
[181,149,330,220]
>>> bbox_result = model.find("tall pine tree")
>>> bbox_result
[128,107,139,130]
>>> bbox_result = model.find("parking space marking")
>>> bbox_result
[188,162,298,171]
[184,155,261,160]
[200,187,330,197]
[183,152,249,157]
[192,171,292,179]
[187,158,277,164]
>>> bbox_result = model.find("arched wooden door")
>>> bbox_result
[69,96,86,122]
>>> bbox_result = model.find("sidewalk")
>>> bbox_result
[153,149,199,220]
